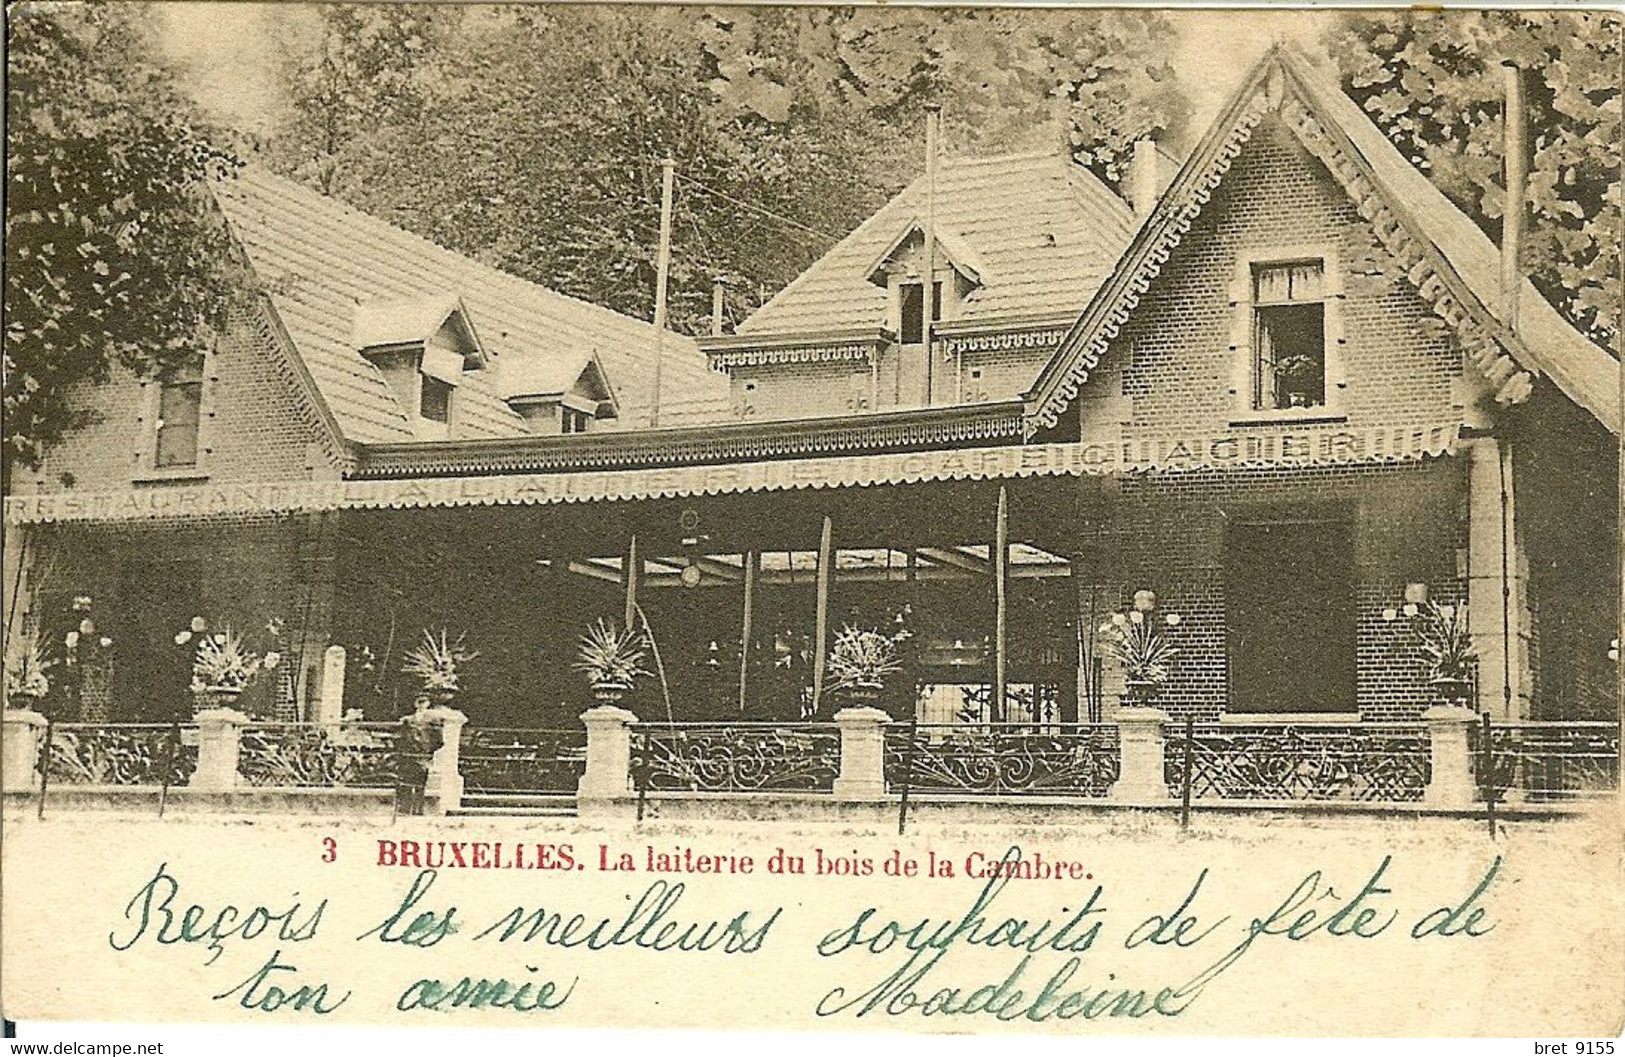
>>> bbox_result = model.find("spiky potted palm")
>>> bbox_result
[1098,592,1182,706]
[179,616,285,715]
[3,630,55,710]
[575,619,649,705]
[188,626,264,710]
[827,625,903,706]
[1384,600,1475,704]
[401,627,479,706]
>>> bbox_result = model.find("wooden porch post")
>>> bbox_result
[811,516,834,713]
[623,534,639,631]
[738,550,759,713]
[994,485,1009,723]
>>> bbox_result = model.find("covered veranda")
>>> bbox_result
[328,473,1104,731]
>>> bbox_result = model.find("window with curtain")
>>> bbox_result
[1252,260,1326,411]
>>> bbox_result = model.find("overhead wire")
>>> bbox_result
[673,172,846,245]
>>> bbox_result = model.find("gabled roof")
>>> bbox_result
[215,168,729,444]
[353,294,487,367]
[1026,45,1620,435]
[734,152,1137,337]
[504,348,617,411]
[863,221,987,287]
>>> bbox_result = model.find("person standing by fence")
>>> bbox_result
[395,695,442,816]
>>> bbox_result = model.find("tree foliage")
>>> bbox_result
[1329,11,1621,351]
[4,3,242,476]
[260,5,1188,334]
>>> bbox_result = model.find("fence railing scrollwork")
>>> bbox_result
[884,723,1121,797]
[12,710,1620,817]
[237,722,400,788]
[44,723,198,787]
[1163,722,1431,802]
[632,723,840,793]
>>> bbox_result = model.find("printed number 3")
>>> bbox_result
[321,837,337,863]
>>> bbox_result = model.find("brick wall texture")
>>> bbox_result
[1097,114,1462,440]
[17,303,339,494]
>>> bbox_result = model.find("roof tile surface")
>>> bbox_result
[737,152,1136,337]
[216,169,730,443]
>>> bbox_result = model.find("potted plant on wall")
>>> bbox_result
[827,624,902,707]
[3,630,55,711]
[1098,590,1181,707]
[574,619,649,706]
[178,616,283,715]
[186,624,269,711]
[1383,598,1475,705]
[401,627,478,708]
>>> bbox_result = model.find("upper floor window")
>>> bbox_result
[420,375,453,425]
[154,358,204,468]
[561,406,592,434]
[899,280,942,345]
[1252,261,1326,411]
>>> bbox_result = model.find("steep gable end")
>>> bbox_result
[1027,46,1620,436]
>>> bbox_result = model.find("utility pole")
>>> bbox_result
[922,105,940,407]
[649,157,676,428]
[1498,63,1526,720]
[1499,64,1526,330]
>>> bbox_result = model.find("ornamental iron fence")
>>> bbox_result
[460,727,586,795]
[631,723,840,793]
[237,722,401,788]
[1471,720,1619,803]
[884,723,1121,797]
[1163,722,1431,802]
[45,723,198,787]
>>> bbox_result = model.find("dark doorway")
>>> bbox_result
[1225,515,1357,713]
[114,557,201,721]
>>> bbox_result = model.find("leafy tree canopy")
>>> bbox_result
[259,4,1189,334]
[1329,11,1621,352]
[4,3,243,477]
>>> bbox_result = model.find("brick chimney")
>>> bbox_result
[1130,138,1163,220]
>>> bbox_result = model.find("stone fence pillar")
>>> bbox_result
[577,705,638,818]
[423,707,467,815]
[3,709,48,793]
[1423,705,1479,808]
[832,707,890,800]
[193,708,248,792]
[315,646,346,725]
[1111,708,1171,803]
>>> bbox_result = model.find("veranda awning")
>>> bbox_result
[4,422,1460,525]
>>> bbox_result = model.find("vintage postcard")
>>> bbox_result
[2,1,1622,1045]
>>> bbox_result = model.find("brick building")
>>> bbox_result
[4,47,1617,739]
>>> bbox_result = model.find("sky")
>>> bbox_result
[156,4,1343,146]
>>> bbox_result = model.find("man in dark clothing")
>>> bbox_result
[396,696,444,816]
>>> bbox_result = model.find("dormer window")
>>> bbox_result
[899,281,942,345]
[867,222,984,345]
[420,375,453,425]
[503,351,618,435]
[561,407,592,434]
[354,294,488,438]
